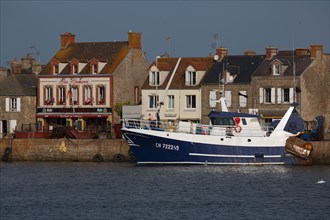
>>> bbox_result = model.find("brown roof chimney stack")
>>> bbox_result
[295,48,310,56]
[128,31,142,49]
[265,46,277,60]
[244,50,256,56]
[61,32,75,49]
[216,47,228,60]
[310,44,323,61]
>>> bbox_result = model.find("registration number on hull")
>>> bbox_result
[155,143,179,151]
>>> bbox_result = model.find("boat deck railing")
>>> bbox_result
[122,119,275,137]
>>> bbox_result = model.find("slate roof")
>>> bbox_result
[40,41,130,75]
[142,57,215,90]
[253,51,312,77]
[202,55,265,84]
[0,73,37,96]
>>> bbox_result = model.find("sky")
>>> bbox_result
[1,0,329,66]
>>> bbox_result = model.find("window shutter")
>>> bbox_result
[259,88,263,104]
[239,91,247,107]
[185,71,189,85]
[5,98,10,111]
[225,91,232,107]
[149,72,153,85]
[9,120,17,133]
[209,91,217,107]
[271,88,276,104]
[289,88,294,103]
[16,98,21,112]
[277,88,282,104]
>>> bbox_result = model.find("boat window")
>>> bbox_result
[210,117,235,126]
[242,118,247,125]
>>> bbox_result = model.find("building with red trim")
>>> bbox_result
[37,31,149,134]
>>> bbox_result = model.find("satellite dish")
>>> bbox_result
[214,55,219,61]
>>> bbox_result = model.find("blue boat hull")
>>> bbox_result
[122,129,311,165]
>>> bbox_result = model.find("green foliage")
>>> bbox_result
[114,101,130,118]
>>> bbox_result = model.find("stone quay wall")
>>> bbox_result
[0,138,131,162]
[0,138,329,164]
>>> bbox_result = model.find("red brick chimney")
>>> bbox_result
[61,32,75,49]
[310,44,323,60]
[216,47,228,60]
[265,46,277,60]
[128,31,142,49]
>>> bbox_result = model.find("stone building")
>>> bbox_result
[201,48,265,123]
[37,31,149,134]
[200,45,329,138]
[251,45,329,134]
[0,54,41,137]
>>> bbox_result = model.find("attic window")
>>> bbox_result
[72,64,78,74]
[149,71,160,86]
[273,64,280,76]
[52,64,59,75]
[186,71,196,86]
[92,64,98,74]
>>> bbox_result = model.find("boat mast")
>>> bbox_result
[292,32,296,103]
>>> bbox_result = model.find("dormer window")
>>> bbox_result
[273,64,280,75]
[149,71,160,86]
[90,59,99,74]
[271,60,282,76]
[186,71,196,86]
[71,64,78,74]
[92,64,98,74]
[51,59,59,75]
[70,59,79,74]
[53,65,59,74]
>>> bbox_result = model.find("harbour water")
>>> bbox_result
[0,162,329,220]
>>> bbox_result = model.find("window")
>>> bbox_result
[264,88,271,103]
[277,88,294,104]
[72,64,78,74]
[149,95,159,109]
[186,71,196,86]
[72,86,79,105]
[57,86,66,105]
[5,98,21,112]
[97,86,105,105]
[273,64,280,75]
[52,64,59,74]
[283,88,290,102]
[167,95,174,109]
[44,86,53,105]
[92,64,98,74]
[150,71,160,86]
[260,87,275,104]
[186,95,196,109]
[84,86,92,105]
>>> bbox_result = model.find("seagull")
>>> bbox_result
[316,178,326,184]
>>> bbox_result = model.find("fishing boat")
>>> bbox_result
[121,99,313,165]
